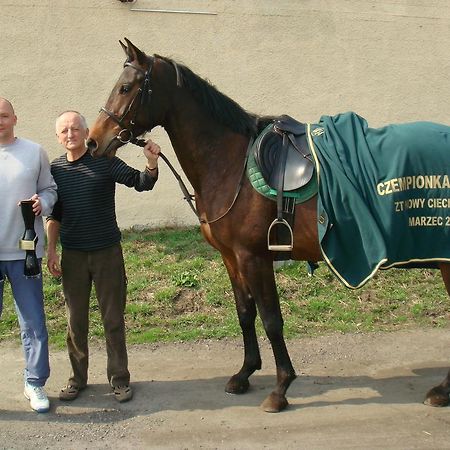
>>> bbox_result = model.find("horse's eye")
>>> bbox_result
[119,85,131,94]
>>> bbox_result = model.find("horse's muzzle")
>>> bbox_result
[86,138,98,155]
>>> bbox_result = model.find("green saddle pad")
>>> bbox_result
[247,149,318,203]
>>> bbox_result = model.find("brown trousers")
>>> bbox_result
[61,243,130,388]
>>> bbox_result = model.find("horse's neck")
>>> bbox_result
[165,115,247,193]
[164,115,249,219]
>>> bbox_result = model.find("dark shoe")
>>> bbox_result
[59,384,83,401]
[113,385,133,403]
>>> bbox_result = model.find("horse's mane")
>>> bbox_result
[156,55,261,138]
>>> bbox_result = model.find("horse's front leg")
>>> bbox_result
[222,255,262,395]
[224,253,296,412]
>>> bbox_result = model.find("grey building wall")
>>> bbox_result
[1,0,449,228]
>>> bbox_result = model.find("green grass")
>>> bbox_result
[1,226,449,348]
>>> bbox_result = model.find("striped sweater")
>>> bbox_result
[49,151,157,251]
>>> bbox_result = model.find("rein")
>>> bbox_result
[131,138,200,219]
[131,137,252,225]
[99,55,250,225]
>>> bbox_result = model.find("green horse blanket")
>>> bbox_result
[307,112,450,288]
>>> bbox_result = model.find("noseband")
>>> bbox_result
[100,59,154,145]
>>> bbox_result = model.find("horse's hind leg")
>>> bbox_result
[424,262,450,407]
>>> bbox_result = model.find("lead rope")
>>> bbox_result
[131,138,199,220]
[131,137,253,225]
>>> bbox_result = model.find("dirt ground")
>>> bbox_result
[1,328,450,449]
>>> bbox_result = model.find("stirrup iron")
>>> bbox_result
[267,218,293,251]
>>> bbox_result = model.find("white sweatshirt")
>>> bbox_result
[0,138,57,260]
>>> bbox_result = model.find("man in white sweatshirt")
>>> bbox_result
[0,97,57,412]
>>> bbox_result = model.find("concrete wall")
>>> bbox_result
[1,0,449,228]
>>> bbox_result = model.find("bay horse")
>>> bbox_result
[87,39,450,412]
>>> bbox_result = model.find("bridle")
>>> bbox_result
[100,59,155,145]
[98,55,249,225]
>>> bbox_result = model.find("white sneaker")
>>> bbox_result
[24,382,50,413]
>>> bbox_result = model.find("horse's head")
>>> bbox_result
[88,39,165,157]
[89,39,258,158]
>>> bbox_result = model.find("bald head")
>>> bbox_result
[55,110,88,132]
[0,97,17,145]
[0,97,15,114]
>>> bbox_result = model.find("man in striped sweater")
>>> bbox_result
[46,110,160,403]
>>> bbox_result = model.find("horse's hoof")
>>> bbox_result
[260,392,288,413]
[424,386,450,407]
[225,375,250,394]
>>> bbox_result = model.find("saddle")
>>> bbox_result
[253,115,314,252]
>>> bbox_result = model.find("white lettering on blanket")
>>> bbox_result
[395,198,450,211]
[391,197,450,228]
[392,197,450,225]
[377,175,450,196]
[408,216,450,227]
[378,176,450,228]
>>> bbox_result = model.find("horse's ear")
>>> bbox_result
[119,40,127,56]
[123,37,146,65]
